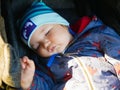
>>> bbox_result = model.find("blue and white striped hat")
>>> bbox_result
[20,2,69,48]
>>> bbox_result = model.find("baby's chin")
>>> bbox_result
[40,52,58,58]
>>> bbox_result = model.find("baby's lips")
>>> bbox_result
[48,46,56,52]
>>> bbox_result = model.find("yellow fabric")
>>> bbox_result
[0,16,21,88]
[0,16,7,42]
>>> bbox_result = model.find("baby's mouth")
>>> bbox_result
[48,45,56,53]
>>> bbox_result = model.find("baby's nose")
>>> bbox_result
[42,38,50,48]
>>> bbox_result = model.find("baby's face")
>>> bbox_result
[30,24,73,57]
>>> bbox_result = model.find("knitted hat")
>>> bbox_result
[20,2,69,48]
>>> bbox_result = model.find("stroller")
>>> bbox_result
[1,0,120,89]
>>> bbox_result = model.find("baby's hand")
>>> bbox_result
[20,56,35,90]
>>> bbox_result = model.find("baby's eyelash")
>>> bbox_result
[45,31,50,36]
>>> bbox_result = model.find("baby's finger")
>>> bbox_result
[20,56,35,71]
[20,56,29,69]
[26,59,35,69]
[20,58,26,69]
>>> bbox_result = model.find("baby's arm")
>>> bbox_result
[20,56,35,90]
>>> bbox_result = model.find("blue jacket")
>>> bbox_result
[30,17,120,90]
